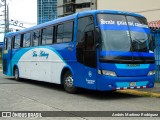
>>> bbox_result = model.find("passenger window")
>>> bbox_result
[56,24,63,43]
[23,33,31,47]
[14,35,21,49]
[4,38,7,50]
[63,21,73,42]
[42,27,53,45]
[7,37,12,50]
[32,30,40,46]
[56,21,74,43]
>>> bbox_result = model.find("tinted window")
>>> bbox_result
[4,38,7,50]
[23,33,31,47]
[14,35,21,49]
[32,30,40,46]
[56,21,74,43]
[77,16,94,42]
[63,22,73,42]
[56,24,63,43]
[4,37,12,50]
[7,37,12,50]
[76,16,96,68]
[42,27,53,45]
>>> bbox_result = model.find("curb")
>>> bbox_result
[117,89,160,98]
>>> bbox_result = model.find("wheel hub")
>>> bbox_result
[65,76,73,87]
[15,69,18,79]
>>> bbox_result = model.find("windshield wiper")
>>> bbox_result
[133,36,146,43]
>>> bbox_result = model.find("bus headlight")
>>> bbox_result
[98,70,117,77]
[148,70,156,76]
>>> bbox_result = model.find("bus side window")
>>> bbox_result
[7,37,12,50]
[42,26,53,45]
[4,38,8,50]
[23,33,31,47]
[4,37,12,50]
[14,35,21,49]
[56,21,74,43]
[77,16,96,68]
[63,21,74,42]
[56,24,63,43]
[85,31,94,50]
[32,30,40,46]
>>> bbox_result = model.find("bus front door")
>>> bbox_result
[76,30,97,90]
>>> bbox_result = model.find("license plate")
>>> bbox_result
[130,82,136,87]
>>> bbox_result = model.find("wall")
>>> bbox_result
[97,0,160,21]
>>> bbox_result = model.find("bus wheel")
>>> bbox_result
[14,67,20,81]
[63,71,78,94]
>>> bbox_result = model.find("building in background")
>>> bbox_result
[57,0,96,18]
[97,0,160,27]
[57,0,160,27]
[37,0,57,24]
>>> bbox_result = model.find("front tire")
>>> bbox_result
[63,71,78,94]
[14,67,20,81]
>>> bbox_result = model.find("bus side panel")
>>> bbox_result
[10,46,67,84]
[72,63,97,90]
[54,41,97,90]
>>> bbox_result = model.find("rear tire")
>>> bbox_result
[63,71,78,94]
[14,67,20,81]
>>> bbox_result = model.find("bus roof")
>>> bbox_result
[5,10,145,37]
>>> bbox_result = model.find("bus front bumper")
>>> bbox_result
[97,75,155,91]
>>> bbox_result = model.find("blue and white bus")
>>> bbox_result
[2,10,155,93]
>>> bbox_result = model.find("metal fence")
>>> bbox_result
[151,29,160,82]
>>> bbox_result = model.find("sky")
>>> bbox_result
[0,0,37,42]
[9,0,37,25]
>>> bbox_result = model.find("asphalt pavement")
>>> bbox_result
[0,65,160,119]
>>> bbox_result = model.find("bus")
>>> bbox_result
[2,10,155,93]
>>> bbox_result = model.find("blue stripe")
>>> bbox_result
[129,26,150,34]
[116,81,148,87]
[99,24,128,31]
[100,51,154,57]
[99,24,150,33]
[115,64,149,69]
[116,82,129,87]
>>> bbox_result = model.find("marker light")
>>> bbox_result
[148,70,156,76]
[98,70,117,77]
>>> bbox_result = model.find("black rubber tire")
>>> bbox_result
[63,71,78,94]
[14,67,20,81]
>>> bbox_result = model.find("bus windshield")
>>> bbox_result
[98,14,151,52]
[97,14,153,63]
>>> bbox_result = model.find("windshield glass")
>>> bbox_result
[97,14,154,63]
[99,14,131,52]
[127,16,150,52]
[98,14,151,52]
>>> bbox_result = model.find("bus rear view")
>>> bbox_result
[96,13,155,91]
